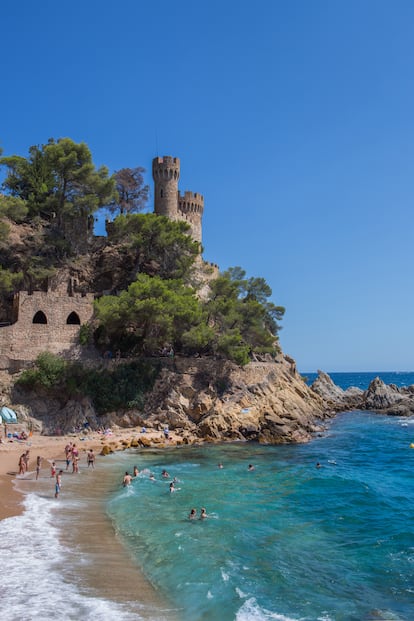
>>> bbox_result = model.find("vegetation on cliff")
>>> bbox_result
[17,352,159,414]
[2,137,286,412]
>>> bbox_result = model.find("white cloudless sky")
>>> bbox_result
[2,0,414,372]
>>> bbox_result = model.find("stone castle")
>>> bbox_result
[152,156,204,243]
[0,156,208,370]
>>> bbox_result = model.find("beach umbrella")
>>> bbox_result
[0,406,18,423]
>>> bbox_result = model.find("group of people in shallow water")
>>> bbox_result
[18,450,43,481]
[122,464,209,519]
[188,507,207,519]
[121,461,258,520]
[53,445,96,498]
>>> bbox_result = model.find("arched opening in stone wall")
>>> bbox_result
[33,311,47,324]
[66,311,81,325]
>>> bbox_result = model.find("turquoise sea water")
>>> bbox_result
[2,373,413,620]
[105,372,414,621]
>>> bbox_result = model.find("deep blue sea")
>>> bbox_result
[304,371,414,391]
[2,373,414,621]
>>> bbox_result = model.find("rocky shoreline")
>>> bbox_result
[2,355,414,448]
[311,370,414,417]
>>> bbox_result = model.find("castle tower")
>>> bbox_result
[152,155,204,244]
[178,191,204,243]
[152,156,180,219]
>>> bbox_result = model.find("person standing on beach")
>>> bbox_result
[72,454,79,474]
[35,455,42,480]
[55,470,63,498]
[87,449,95,468]
[50,461,56,477]
[18,452,26,475]
[23,450,30,472]
[65,442,72,471]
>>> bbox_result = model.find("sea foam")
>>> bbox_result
[0,492,152,621]
[235,597,301,621]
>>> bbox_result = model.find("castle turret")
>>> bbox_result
[152,155,204,243]
[178,191,204,243]
[152,156,180,219]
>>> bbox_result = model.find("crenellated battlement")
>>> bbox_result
[152,156,204,243]
[152,156,180,180]
[178,191,204,216]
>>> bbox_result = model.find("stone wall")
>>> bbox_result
[0,289,94,370]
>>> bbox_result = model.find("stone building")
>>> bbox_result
[0,286,94,371]
[152,156,204,243]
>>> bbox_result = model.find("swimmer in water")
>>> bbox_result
[133,466,139,477]
[162,469,170,478]
[189,508,197,519]
[248,464,255,471]
[218,463,223,469]
[123,471,132,486]
[169,482,175,493]
[200,507,207,519]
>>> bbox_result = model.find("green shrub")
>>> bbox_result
[18,352,66,389]
[79,324,92,346]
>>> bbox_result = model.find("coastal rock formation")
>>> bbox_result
[363,377,414,416]
[310,371,363,410]
[6,366,414,444]
[4,355,330,443]
[142,354,329,444]
[310,371,414,417]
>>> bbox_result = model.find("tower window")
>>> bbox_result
[33,310,47,324]
[160,189,164,198]
[67,311,81,325]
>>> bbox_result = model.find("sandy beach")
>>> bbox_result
[0,426,183,521]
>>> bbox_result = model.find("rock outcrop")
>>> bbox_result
[142,354,329,444]
[5,365,414,444]
[310,370,414,417]
[363,377,414,416]
[310,370,363,410]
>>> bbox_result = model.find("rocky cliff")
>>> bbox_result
[141,354,329,444]
[5,354,330,444]
[5,364,414,445]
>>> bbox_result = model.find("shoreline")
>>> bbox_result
[0,426,184,521]
[1,428,181,619]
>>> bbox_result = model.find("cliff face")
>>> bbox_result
[7,363,414,443]
[142,354,329,444]
[5,355,330,443]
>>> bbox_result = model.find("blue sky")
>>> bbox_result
[2,1,414,372]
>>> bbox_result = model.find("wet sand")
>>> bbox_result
[1,429,182,620]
